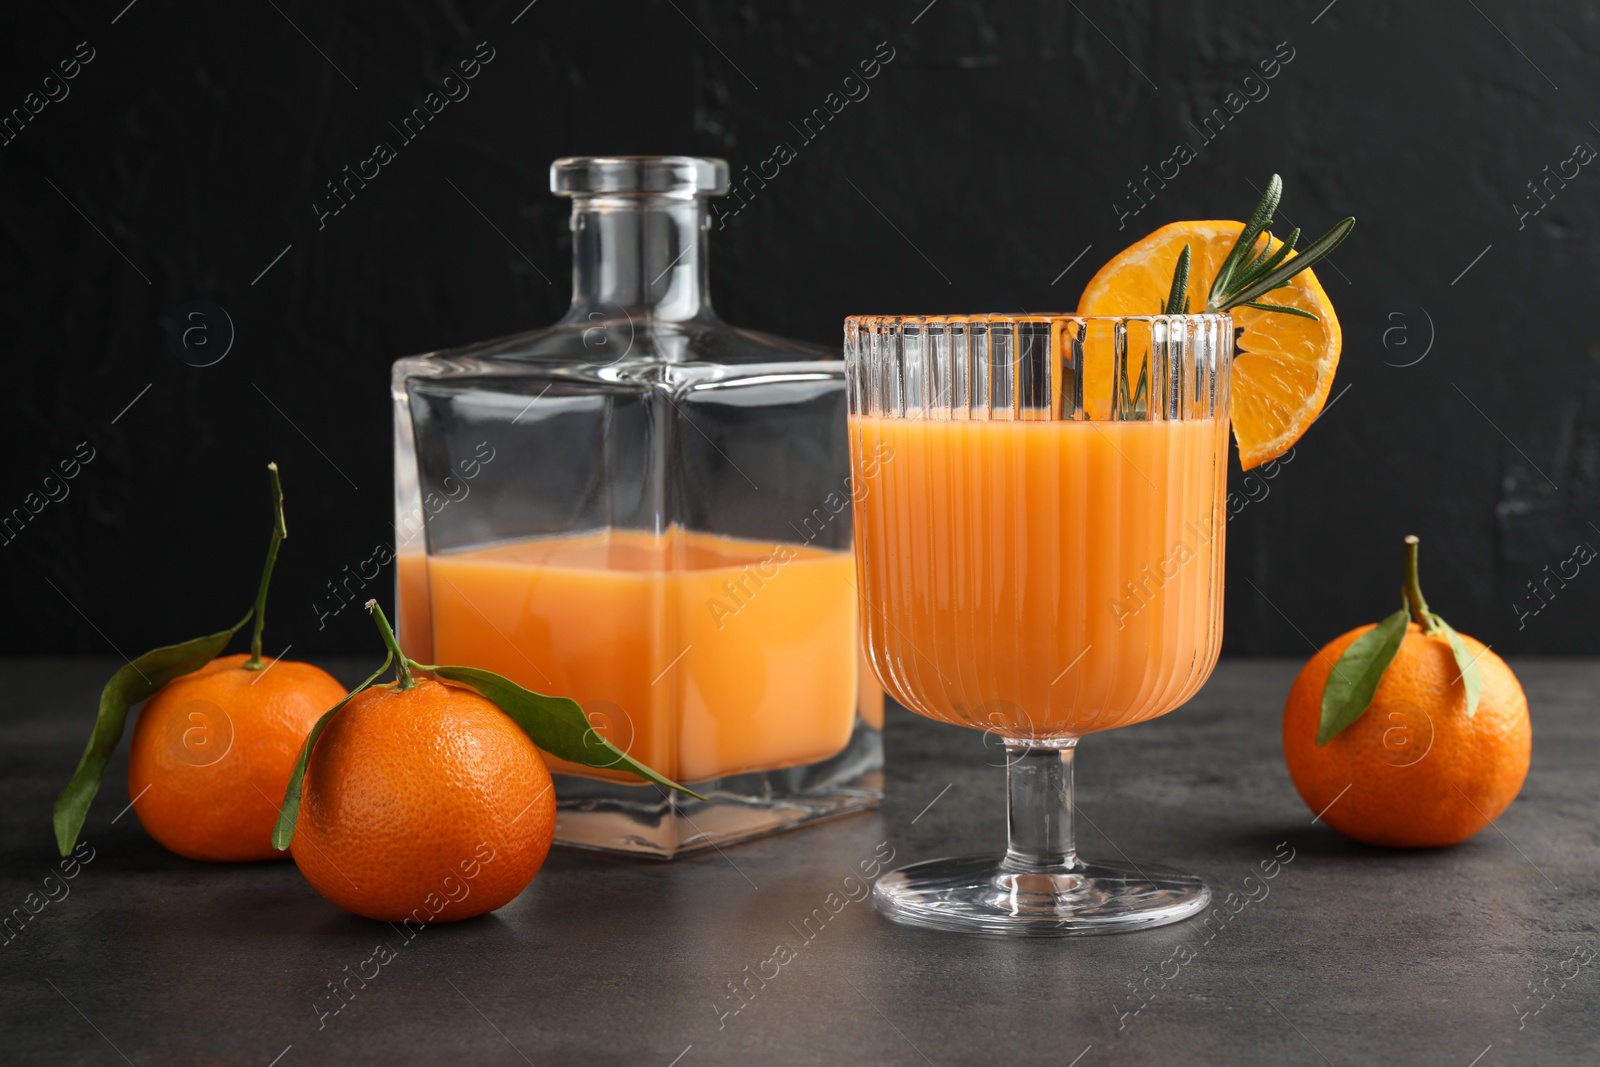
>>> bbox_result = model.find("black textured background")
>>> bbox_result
[3,1,1597,657]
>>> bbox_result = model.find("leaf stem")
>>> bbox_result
[365,600,415,690]
[243,463,287,670]
[1402,534,1440,634]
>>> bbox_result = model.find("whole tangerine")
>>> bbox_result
[1282,538,1531,848]
[290,678,556,923]
[127,653,347,862]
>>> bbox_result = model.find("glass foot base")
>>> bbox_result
[873,855,1210,937]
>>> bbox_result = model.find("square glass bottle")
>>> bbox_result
[392,156,883,858]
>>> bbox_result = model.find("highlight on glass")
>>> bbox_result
[846,312,1233,935]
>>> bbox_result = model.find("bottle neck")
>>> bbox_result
[563,195,714,325]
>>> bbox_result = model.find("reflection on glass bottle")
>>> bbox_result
[392,156,882,858]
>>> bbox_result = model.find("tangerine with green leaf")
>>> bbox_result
[54,463,345,862]
[126,653,346,861]
[289,673,557,923]
[274,601,701,922]
[1281,536,1530,847]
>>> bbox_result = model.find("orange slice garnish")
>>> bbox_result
[1078,220,1341,470]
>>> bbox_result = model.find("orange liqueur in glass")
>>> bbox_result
[851,415,1227,740]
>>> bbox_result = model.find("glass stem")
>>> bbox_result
[1002,742,1080,873]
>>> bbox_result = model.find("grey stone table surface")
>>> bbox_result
[2,657,1596,1066]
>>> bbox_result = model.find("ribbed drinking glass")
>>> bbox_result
[846,313,1232,935]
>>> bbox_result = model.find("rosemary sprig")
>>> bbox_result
[1163,175,1355,321]
[1160,244,1191,314]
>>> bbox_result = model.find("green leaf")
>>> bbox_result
[1239,300,1320,321]
[1218,216,1355,311]
[1211,175,1282,301]
[1252,227,1300,277]
[1435,618,1483,719]
[1114,350,1150,419]
[271,653,393,851]
[429,664,706,800]
[53,614,251,856]
[1160,244,1192,315]
[1240,230,1278,276]
[1318,604,1410,745]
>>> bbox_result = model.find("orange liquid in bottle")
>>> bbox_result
[850,416,1227,739]
[397,529,863,783]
